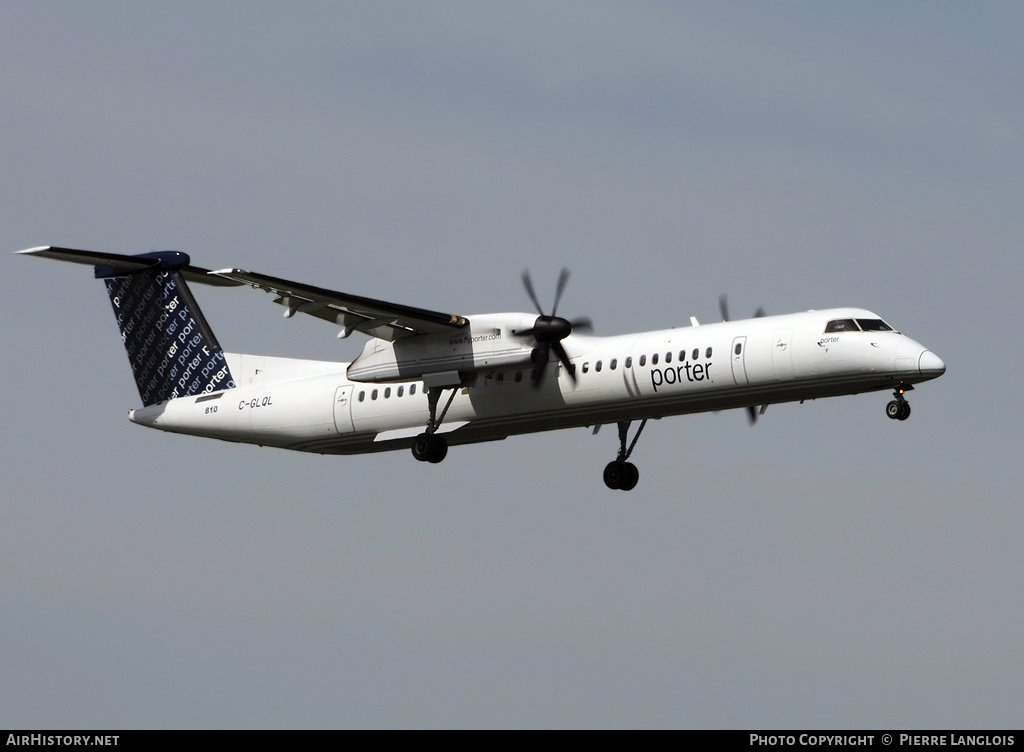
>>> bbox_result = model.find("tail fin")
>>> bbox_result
[19,246,236,405]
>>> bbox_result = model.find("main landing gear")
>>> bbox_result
[412,386,458,463]
[885,384,912,421]
[604,419,647,491]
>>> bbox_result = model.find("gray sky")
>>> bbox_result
[2,1,1021,729]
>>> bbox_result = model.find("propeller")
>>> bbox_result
[516,268,592,385]
[719,294,765,322]
[719,294,767,424]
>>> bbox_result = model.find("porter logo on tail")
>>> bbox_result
[104,268,234,405]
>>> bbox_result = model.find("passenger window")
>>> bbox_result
[410,384,417,396]
[398,386,404,397]
[625,357,632,369]
[358,391,365,402]
[666,351,672,364]
[384,387,391,399]
[595,361,602,372]
[372,389,378,400]
[692,348,699,360]
[610,359,617,370]
[734,343,742,356]
[582,362,589,374]
[652,353,659,365]
[497,372,504,385]
[515,371,523,383]
[706,347,712,358]
[639,355,646,367]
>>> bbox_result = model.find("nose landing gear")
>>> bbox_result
[886,385,912,421]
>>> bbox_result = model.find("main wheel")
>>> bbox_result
[897,401,911,421]
[886,400,902,420]
[604,461,639,491]
[412,433,449,463]
[603,461,623,490]
[427,434,448,463]
[412,433,433,462]
[620,462,640,491]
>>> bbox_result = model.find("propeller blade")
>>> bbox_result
[551,267,570,316]
[551,341,577,383]
[570,317,593,333]
[721,294,766,321]
[531,344,551,366]
[747,405,758,425]
[522,270,544,316]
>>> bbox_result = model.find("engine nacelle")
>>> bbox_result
[346,313,539,383]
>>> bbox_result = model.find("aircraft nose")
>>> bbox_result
[919,350,946,376]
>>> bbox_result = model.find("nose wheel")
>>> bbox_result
[886,386,912,421]
[886,399,911,421]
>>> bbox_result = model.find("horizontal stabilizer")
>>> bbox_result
[17,246,243,287]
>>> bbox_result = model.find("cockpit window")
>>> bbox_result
[856,318,893,332]
[824,319,859,333]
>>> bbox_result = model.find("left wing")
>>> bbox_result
[211,268,469,341]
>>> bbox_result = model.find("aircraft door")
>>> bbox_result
[731,336,749,386]
[333,385,355,434]
[623,336,643,398]
[772,327,795,380]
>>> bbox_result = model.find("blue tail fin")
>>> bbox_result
[20,246,236,405]
[100,255,235,405]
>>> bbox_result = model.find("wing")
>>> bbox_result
[211,268,469,341]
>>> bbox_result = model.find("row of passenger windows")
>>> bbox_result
[355,346,716,400]
[357,372,530,401]
[358,383,419,402]
[608,346,713,373]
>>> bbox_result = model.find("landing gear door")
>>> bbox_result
[731,336,749,386]
[334,385,355,434]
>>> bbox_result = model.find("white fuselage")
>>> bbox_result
[128,307,945,454]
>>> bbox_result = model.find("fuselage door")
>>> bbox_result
[772,327,795,380]
[731,336,749,386]
[333,385,355,434]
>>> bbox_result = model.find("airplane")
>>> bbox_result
[17,245,946,491]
